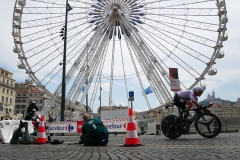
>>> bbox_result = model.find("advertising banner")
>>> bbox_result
[46,121,77,133]
[46,119,139,134]
[77,120,84,133]
[102,118,139,133]
[169,68,180,91]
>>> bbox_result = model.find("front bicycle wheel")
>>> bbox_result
[195,112,222,138]
[161,115,183,139]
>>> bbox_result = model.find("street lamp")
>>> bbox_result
[60,1,72,122]
[99,76,102,118]
[85,78,88,112]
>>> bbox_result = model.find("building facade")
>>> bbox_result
[210,104,240,118]
[15,83,50,115]
[237,98,240,107]
[0,68,21,120]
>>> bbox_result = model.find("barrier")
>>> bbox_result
[46,118,140,135]
[102,118,140,134]
[46,121,84,134]
[0,120,34,144]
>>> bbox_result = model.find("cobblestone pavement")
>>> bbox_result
[0,133,240,160]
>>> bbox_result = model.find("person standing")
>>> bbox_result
[80,114,109,146]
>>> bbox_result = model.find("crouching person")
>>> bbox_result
[80,114,109,146]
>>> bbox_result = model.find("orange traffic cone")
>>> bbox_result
[123,108,142,146]
[35,115,47,144]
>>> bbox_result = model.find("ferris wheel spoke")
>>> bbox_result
[29,25,93,72]
[138,46,176,91]
[142,16,217,32]
[66,34,111,107]
[69,0,95,6]
[25,22,92,57]
[22,20,90,44]
[142,8,218,17]
[125,37,152,109]
[70,31,110,104]
[119,40,130,107]
[143,18,216,48]
[89,38,110,110]
[145,0,215,7]
[129,31,172,102]
[108,34,115,107]
[160,15,218,30]
[21,15,88,29]
[26,0,94,8]
[41,33,94,85]
[140,23,211,62]
[137,27,201,78]
[78,36,108,103]
[30,0,65,6]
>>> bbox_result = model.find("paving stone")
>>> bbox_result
[0,133,240,159]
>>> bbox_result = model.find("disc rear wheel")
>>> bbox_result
[195,112,222,138]
[161,115,183,139]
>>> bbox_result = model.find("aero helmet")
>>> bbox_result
[192,86,204,93]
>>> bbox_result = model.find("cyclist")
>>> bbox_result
[174,86,204,119]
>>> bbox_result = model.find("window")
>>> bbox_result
[10,98,12,104]
[30,94,32,97]
[6,98,8,103]
[7,80,9,85]
[21,105,26,109]
[23,94,26,96]
[40,100,43,104]
[2,96,4,103]
[11,81,12,86]
[15,105,20,109]
[3,78,5,83]
[1,71,4,74]
[17,94,21,96]
[7,90,9,94]
[5,72,8,76]
[6,108,9,114]
[2,88,4,93]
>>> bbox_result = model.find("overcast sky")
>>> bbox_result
[0,0,239,113]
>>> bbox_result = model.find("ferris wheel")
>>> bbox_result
[12,0,228,118]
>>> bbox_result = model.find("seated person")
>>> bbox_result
[80,114,109,146]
